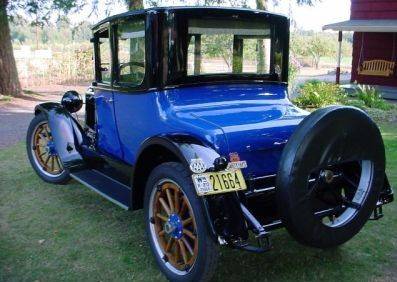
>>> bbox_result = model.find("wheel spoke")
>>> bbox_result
[343,174,358,189]
[308,177,320,195]
[178,240,188,264]
[183,229,196,240]
[166,189,174,213]
[44,125,51,138]
[44,155,51,165]
[179,201,187,217]
[39,151,47,158]
[36,142,46,147]
[55,157,61,170]
[51,156,55,171]
[183,217,192,227]
[156,213,168,222]
[174,241,180,262]
[182,237,194,255]
[159,197,171,215]
[165,237,174,252]
[315,206,345,219]
[174,191,180,214]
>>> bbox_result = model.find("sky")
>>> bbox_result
[73,0,351,31]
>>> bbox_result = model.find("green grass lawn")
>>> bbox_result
[1,123,396,282]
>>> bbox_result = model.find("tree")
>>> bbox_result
[307,36,332,69]
[126,0,143,10]
[0,0,93,97]
[291,32,335,69]
[255,0,316,72]
[0,0,21,96]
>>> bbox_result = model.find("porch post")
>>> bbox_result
[336,30,343,84]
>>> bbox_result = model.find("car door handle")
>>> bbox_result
[106,98,114,104]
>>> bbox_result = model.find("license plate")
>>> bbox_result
[192,169,247,196]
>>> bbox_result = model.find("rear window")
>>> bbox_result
[187,19,272,76]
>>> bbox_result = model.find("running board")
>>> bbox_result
[70,169,132,210]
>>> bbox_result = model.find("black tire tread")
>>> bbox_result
[276,106,385,248]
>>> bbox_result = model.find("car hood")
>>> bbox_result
[163,84,308,175]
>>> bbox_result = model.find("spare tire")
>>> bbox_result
[276,106,385,248]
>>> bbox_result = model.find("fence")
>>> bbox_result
[14,45,93,87]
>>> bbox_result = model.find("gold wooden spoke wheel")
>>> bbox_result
[32,122,63,176]
[152,181,198,271]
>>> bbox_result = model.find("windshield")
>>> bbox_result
[187,19,273,76]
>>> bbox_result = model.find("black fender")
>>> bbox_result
[137,133,221,172]
[132,133,222,239]
[34,102,86,171]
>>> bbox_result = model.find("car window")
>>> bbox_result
[187,19,272,76]
[117,20,145,86]
[97,29,111,83]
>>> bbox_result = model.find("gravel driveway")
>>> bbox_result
[0,84,87,149]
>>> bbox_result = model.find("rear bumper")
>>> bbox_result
[371,176,394,220]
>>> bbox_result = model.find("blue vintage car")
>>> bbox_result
[26,7,393,281]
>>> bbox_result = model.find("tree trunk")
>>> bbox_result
[128,0,143,10]
[0,1,22,97]
[256,0,268,73]
[256,0,268,10]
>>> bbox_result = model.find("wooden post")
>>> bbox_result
[336,31,343,84]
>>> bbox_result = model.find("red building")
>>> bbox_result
[324,0,397,91]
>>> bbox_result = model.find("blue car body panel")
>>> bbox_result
[109,83,307,177]
[94,88,124,159]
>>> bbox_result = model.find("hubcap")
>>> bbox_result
[149,179,198,274]
[320,169,335,184]
[165,214,183,239]
[31,121,63,176]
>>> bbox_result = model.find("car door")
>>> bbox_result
[112,17,147,164]
[93,26,123,158]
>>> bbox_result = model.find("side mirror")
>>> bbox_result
[61,91,83,113]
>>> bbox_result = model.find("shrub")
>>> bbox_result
[288,56,301,96]
[355,85,393,110]
[289,56,301,84]
[293,81,347,108]
[344,99,366,110]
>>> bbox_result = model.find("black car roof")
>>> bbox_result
[92,6,288,30]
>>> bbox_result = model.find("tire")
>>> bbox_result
[276,106,385,248]
[144,162,219,282]
[26,113,71,184]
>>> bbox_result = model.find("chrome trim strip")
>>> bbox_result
[263,220,282,229]
[251,174,276,180]
[253,186,276,193]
